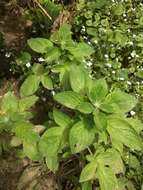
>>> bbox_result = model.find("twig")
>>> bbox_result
[33,0,52,21]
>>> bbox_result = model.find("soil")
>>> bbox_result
[0,155,25,190]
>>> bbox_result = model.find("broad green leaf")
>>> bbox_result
[101,90,137,113]
[97,165,118,190]
[110,137,123,154]
[19,95,38,112]
[39,126,65,157]
[67,42,94,60]
[14,122,39,144]
[82,182,92,190]
[32,63,45,75]
[126,118,143,134]
[97,148,124,174]
[69,64,85,93]
[1,92,18,113]
[41,74,53,89]
[10,136,22,147]
[46,155,59,172]
[135,70,143,79]
[93,111,107,131]
[23,142,41,161]
[45,47,61,62]
[76,102,94,114]
[50,23,72,45]
[54,91,84,109]
[20,75,40,97]
[69,121,94,153]
[107,118,142,151]
[28,38,53,53]
[80,161,97,182]
[53,109,71,127]
[88,78,108,104]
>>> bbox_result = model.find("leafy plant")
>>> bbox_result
[13,19,143,189]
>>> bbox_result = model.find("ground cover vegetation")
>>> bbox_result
[0,0,143,189]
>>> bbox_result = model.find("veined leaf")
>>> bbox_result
[82,182,92,190]
[23,142,41,161]
[69,121,94,153]
[101,90,137,113]
[50,23,72,45]
[97,165,119,190]
[20,75,40,97]
[28,38,53,53]
[93,111,107,131]
[45,155,59,172]
[53,109,71,128]
[97,148,124,174]
[54,91,84,109]
[41,74,53,89]
[107,118,142,151]
[69,64,85,93]
[126,118,143,134]
[88,78,108,103]
[14,122,40,144]
[1,92,18,113]
[80,161,97,182]
[76,102,94,114]
[67,42,94,60]
[19,95,38,112]
[38,126,65,157]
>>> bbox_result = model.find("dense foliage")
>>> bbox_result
[0,0,143,189]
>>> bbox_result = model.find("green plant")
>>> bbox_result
[12,21,143,189]
[75,0,143,111]
[0,91,39,154]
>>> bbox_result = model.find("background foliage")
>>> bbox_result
[0,0,143,190]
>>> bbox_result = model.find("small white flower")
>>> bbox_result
[130,110,136,116]
[136,81,140,85]
[81,26,86,32]
[51,90,55,95]
[86,61,92,67]
[94,40,98,44]
[87,41,91,45]
[104,54,109,59]
[5,52,11,58]
[123,13,127,17]
[131,51,138,58]
[131,8,135,11]
[127,29,131,33]
[26,62,31,68]
[83,36,88,40]
[89,74,92,78]
[112,70,116,74]
[133,34,136,38]
[127,81,131,85]
[119,77,125,81]
[38,57,45,62]
[106,63,112,68]
[128,41,133,45]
